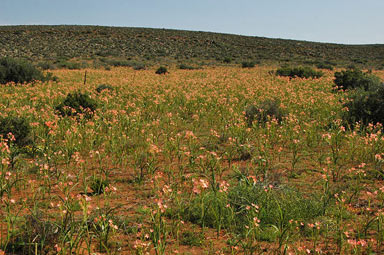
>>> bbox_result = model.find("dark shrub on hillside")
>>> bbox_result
[97,59,131,70]
[96,84,114,93]
[56,61,87,70]
[316,62,334,70]
[343,85,384,127]
[245,99,285,127]
[55,91,98,118]
[37,61,56,70]
[0,58,48,84]
[155,66,168,74]
[223,57,232,64]
[132,63,146,70]
[0,116,32,147]
[241,61,256,68]
[105,59,132,67]
[334,69,381,91]
[276,66,323,79]
[179,64,198,70]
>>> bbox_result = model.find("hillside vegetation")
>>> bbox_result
[1,25,384,68]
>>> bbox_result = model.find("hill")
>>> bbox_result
[1,25,384,68]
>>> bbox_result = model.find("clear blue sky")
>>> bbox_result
[1,0,383,45]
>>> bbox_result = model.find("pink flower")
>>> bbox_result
[199,179,209,189]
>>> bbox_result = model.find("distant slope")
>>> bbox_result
[0,25,383,68]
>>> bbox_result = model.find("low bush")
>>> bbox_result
[132,63,146,70]
[343,85,384,127]
[0,57,51,84]
[101,59,146,70]
[241,61,256,68]
[223,57,232,64]
[155,66,168,75]
[57,61,87,70]
[245,99,285,127]
[179,64,198,70]
[55,91,98,118]
[276,66,323,79]
[179,190,232,230]
[334,69,381,91]
[0,116,32,147]
[37,61,56,70]
[180,178,323,236]
[180,231,204,246]
[316,62,334,70]
[105,59,132,67]
[228,181,323,231]
[96,84,114,93]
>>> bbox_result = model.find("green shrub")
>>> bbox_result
[276,66,323,79]
[180,179,323,236]
[96,84,114,93]
[245,99,285,127]
[0,116,32,147]
[343,85,384,127]
[180,191,232,230]
[241,61,256,68]
[0,57,49,84]
[155,66,168,74]
[228,182,323,231]
[334,69,381,91]
[55,91,98,118]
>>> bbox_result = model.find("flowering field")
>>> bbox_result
[1,66,384,254]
